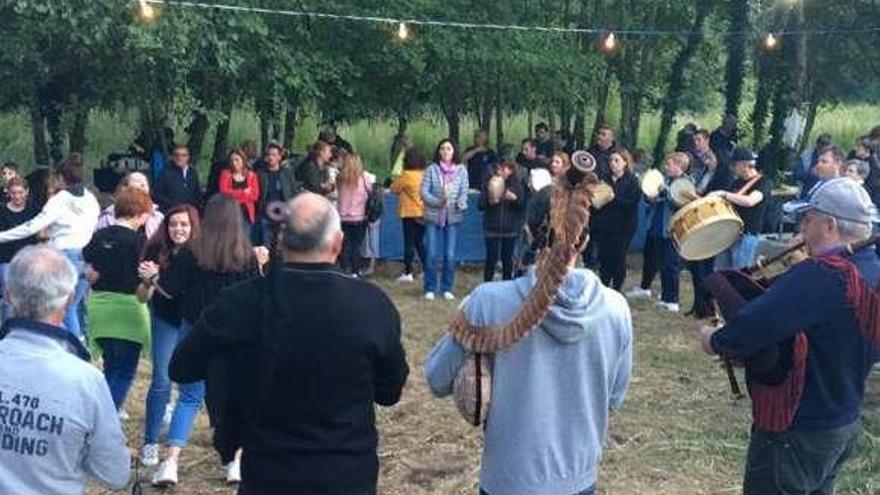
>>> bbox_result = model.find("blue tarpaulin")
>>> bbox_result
[377,190,649,261]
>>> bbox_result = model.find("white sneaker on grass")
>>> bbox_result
[443,291,456,301]
[396,273,414,283]
[140,444,160,467]
[625,287,651,298]
[424,292,435,301]
[225,458,242,484]
[152,459,178,486]
[656,301,680,313]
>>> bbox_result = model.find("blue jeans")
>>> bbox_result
[144,316,205,446]
[481,484,595,495]
[0,263,10,323]
[715,234,760,270]
[61,249,89,338]
[97,338,142,410]
[424,223,458,293]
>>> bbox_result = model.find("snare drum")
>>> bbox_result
[669,196,743,260]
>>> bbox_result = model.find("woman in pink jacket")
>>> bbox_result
[336,153,374,276]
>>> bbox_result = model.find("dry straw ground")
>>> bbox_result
[89,257,880,494]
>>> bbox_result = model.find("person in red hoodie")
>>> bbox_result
[219,150,260,236]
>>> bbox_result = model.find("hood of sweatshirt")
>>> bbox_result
[514,266,607,344]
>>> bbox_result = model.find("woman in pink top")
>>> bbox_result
[218,150,260,234]
[96,171,164,239]
[336,153,374,276]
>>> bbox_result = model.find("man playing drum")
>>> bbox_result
[710,148,770,269]
[699,178,880,494]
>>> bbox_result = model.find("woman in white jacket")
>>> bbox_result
[0,155,100,337]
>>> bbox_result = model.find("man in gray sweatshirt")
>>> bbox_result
[426,240,632,495]
[0,246,130,494]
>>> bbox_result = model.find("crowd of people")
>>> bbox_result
[0,116,877,495]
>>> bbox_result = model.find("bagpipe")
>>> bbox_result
[704,235,880,432]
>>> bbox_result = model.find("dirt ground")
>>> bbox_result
[89,258,880,494]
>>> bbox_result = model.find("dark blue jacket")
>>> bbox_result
[153,164,202,212]
[712,246,880,430]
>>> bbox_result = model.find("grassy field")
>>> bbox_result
[1,104,878,180]
[87,257,880,495]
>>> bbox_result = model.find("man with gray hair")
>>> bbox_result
[700,178,880,494]
[170,192,408,494]
[0,246,130,494]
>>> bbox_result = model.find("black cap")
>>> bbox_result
[730,147,756,164]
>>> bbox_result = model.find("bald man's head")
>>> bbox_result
[281,193,342,256]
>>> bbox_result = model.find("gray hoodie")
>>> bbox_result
[0,320,130,494]
[425,268,632,495]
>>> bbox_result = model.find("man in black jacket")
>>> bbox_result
[256,143,301,246]
[170,192,409,495]
[152,144,202,212]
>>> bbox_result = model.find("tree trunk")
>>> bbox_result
[799,100,820,154]
[591,63,613,144]
[43,98,64,164]
[445,109,461,145]
[259,112,271,153]
[283,103,300,151]
[723,0,749,119]
[480,90,493,135]
[212,100,234,164]
[751,53,774,148]
[527,110,533,139]
[30,103,49,167]
[651,2,714,167]
[560,101,572,135]
[573,110,586,150]
[495,85,504,148]
[185,111,209,169]
[69,105,89,155]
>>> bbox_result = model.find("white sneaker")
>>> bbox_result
[151,459,178,486]
[424,292,435,301]
[225,458,242,484]
[396,273,414,283]
[443,291,456,301]
[625,287,651,298]
[140,444,160,467]
[656,301,680,313]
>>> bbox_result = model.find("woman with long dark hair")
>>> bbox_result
[140,195,268,486]
[420,138,469,300]
[219,149,260,234]
[592,147,641,291]
[138,203,202,481]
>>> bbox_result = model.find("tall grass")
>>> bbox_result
[1,104,877,180]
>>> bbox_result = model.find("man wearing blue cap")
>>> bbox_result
[699,177,880,494]
[711,148,770,269]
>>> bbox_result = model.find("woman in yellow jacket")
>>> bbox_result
[389,148,427,282]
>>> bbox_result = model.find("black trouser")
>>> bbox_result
[744,421,861,495]
[484,236,516,282]
[686,258,715,317]
[402,218,427,275]
[341,221,367,274]
[596,228,635,291]
[640,234,660,290]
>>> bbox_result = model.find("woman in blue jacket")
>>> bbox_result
[420,139,469,301]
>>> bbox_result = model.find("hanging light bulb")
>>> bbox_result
[137,0,156,21]
[396,22,409,41]
[763,33,778,51]
[602,31,617,52]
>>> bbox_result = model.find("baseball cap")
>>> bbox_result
[730,147,756,164]
[794,177,876,224]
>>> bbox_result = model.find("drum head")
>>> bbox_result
[641,169,664,198]
[670,178,697,207]
[591,183,615,209]
[678,218,742,260]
